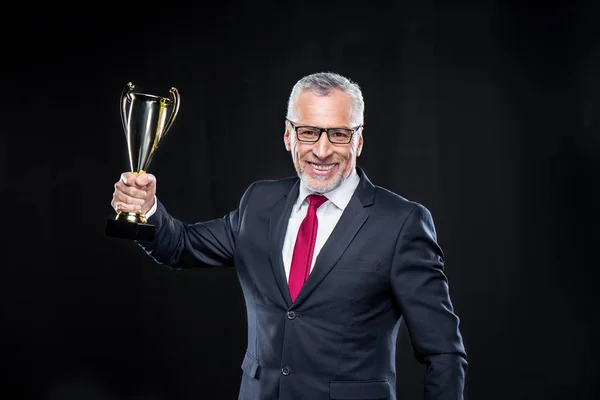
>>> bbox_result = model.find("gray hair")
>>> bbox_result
[286,72,365,127]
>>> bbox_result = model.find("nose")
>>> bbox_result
[313,130,334,159]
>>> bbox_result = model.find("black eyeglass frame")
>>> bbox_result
[286,119,363,144]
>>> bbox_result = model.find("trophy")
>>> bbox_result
[105,82,180,241]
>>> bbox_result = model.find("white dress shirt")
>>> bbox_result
[145,169,361,283]
[146,197,158,218]
[281,169,360,281]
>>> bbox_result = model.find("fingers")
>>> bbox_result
[115,180,149,200]
[120,172,137,186]
[135,173,155,187]
[112,200,142,213]
[113,184,146,205]
[112,187,144,213]
[112,172,157,214]
[120,172,156,188]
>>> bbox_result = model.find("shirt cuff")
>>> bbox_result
[145,196,158,219]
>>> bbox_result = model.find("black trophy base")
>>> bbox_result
[105,218,155,241]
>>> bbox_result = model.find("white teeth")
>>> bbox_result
[311,163,334,171]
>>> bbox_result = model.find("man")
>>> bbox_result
[111,72,467,399]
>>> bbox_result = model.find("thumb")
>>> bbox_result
[135,173,156,187]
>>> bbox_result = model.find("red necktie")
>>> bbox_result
[288,194,328,302]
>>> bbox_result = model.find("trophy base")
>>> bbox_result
[105,217,155,241]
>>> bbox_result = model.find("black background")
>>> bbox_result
[2,2,599,399]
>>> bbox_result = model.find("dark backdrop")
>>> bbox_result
[2,2,598,399]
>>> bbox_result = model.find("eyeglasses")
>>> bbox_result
[287,119,362,144]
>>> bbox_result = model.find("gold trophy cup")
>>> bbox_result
[105,82,180,241]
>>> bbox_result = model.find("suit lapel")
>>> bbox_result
[268,180,299,308]
[292,167,376,306]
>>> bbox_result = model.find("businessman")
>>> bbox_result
[111,72,467,399]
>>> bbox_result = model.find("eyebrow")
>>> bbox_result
[296,124,353,129]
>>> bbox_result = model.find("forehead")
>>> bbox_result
[294,89,353,128]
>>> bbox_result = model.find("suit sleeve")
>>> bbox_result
[135,182,256,269]
[391,203,468,400]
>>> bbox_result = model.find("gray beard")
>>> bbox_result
[299,169,344,194]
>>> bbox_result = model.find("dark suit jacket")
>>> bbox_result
[137,167,467,400]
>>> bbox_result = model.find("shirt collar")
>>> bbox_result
[295,168,360,212]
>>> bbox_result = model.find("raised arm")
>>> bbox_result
[111,171,254,269]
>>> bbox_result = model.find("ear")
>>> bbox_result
[284,128,291,151]
[356,133,364,157]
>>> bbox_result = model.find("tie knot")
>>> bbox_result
[307,194,328,208]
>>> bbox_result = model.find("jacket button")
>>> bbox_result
[286,311,296,320]
[281,366,291,376]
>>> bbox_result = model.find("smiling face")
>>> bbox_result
[284,89,363,194]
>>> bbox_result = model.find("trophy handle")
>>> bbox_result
[120,82,134,137]
[161,87,180,138]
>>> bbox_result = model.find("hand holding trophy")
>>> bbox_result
[105,82,180,241]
